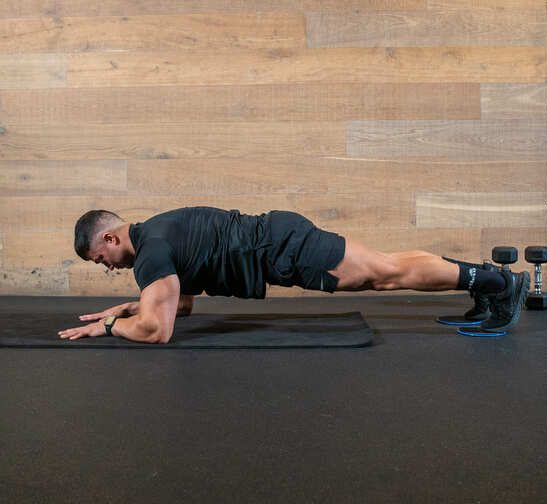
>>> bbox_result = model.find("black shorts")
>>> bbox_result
[264,211,345,293]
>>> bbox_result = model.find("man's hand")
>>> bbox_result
[58,318,108,341]
[78,302,133,322]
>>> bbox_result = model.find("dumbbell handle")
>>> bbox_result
[533,264,542,295]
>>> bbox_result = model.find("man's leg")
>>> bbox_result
[327,237,459,291]
[326,236,530,332]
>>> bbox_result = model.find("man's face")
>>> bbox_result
[88,236,133,270]
[88,242,118,271]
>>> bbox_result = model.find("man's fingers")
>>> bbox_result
[59,329,84,340]
[79,312,104,321]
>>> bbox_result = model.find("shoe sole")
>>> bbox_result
[483,271,530,333]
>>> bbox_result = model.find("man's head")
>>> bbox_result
[74,210,135,270]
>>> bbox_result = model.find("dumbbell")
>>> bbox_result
[525,246,547,310]
[492,246,518,271]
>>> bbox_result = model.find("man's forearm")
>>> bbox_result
[124,297,192,319]
[110,314,159,343]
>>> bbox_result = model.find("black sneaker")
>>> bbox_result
[480,270,530,332]
[464,262,498,321]
[464,291,491,321]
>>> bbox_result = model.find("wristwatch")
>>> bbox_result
[104,315,118,336]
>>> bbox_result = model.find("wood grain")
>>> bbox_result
[307,9,547,47]
[2,229,74,268]
[0,0,426,19]
[348,119,547,161]
[0,266,68,295]
[481,84,547,119]
[0,83,480,123]
[64,47,546,88]
[0,53,66,89]
[0,0,545,297]
[0,160,127,195]
[337,228,482,259]
[416,192,547,228]
[0,193,414,233]
[0,122,346,160]
[126,158,547,195]
[428,0,545,9]
[1,157,541,197]
[0,231,4,268]
[0,14,306,53]
[68,263,138,297]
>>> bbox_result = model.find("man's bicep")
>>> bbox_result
[138,274,180,342]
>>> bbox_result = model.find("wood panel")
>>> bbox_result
[0,231,4,268]
[0,193,414,233]
[0,265,68,295]
[428,0,546,9]
[2,229,74,268]
[0,122,346,160]
[0,0,426,19]
[416,192,547,229]
[338,228,482,258]
[481,84,547,119]
[1,229,137,294]
[64,48,545,88]
[0,0,545,298]
[348,119,547,161]
[2,48,543,90]
[0,160,127,195]
[307,9,547,47]
[0,158,542,197]
[0,53,66,89]
[126,159,547,195]
[68,263,138,297]
[0,83,480,123]
[0,14,306,53]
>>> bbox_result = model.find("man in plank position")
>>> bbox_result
[58,207,530,343]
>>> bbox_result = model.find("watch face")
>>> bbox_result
[105,316,116,325]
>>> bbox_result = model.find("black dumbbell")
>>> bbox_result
[525,246,547,310]
[492,246,518,271]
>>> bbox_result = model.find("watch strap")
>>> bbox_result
[104,315,118,336]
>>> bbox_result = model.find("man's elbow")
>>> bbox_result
[151,330,172,344]
[137,317,171,344]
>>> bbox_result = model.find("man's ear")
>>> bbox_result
[104,232,119,245]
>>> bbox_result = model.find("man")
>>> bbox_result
[58,206,530,344]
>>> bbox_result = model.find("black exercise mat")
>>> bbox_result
[0,311,373,349]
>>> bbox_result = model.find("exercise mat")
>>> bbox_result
[0,311,373,349]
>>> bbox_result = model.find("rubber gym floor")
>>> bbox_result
[1,293,546,503]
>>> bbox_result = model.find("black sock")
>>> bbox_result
[443,256,486,269]
[456,264,506,294]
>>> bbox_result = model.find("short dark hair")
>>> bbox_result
[74,210,124,260]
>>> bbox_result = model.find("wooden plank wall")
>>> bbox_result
[0,0,546,297]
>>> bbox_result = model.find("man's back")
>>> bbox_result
[128,206,271,298]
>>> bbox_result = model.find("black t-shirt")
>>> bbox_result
[128,206,271,298]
